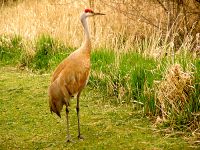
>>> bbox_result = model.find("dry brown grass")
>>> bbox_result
[155,64,194,120]
[0,0,162,50]
[0,0,199,56]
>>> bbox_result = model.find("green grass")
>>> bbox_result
[0,35,23,65]
[0,34,199,142]
[30,35,74,71]
[0,66,196,149]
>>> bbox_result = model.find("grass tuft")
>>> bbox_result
[31,35,61,70]
[0,35,23,65]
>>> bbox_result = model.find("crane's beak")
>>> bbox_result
[93,12,105,16]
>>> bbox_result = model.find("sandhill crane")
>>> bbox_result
[48,8,105,142]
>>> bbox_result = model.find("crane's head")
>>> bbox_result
[82,8,105,18]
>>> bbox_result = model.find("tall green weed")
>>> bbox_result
[24,35,74,71]
[0,35,23,65]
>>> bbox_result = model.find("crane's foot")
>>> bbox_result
[66,135,75,143]
[78,134,84,140]
[66,138,75,143]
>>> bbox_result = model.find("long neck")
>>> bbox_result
[81,15,91,54]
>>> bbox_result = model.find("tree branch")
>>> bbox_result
[100,0,160,29]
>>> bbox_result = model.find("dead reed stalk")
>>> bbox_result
[155,64,194,120]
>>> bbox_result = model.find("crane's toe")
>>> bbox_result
[66,138,75,143]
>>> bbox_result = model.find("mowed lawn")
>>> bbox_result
[0,66,193,149]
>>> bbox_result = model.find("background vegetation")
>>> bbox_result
[0,0,200,148]
[1,67,194,149]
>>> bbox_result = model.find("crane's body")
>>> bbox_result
[48,8,105,142]
[49,38,91,116]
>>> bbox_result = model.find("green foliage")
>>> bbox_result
[119,53,157,99]
[0,34,199,134]
[91,51,160,105]
[29,35,74,71]
[0,35,74,71]
[90,49,199,132]
[0,67,191,149]
[89,49,115,89]
[0,35,23,65]
[31,35,58,70]
[91,49,115,73]
[193,58,200,101]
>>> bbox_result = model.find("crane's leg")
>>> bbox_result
[77,92,84,140]
[66,107,71,142]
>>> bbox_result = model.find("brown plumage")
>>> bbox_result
[48,8,105,142]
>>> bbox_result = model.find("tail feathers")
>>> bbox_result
[50,100,62,118]
[56,111,61,118]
